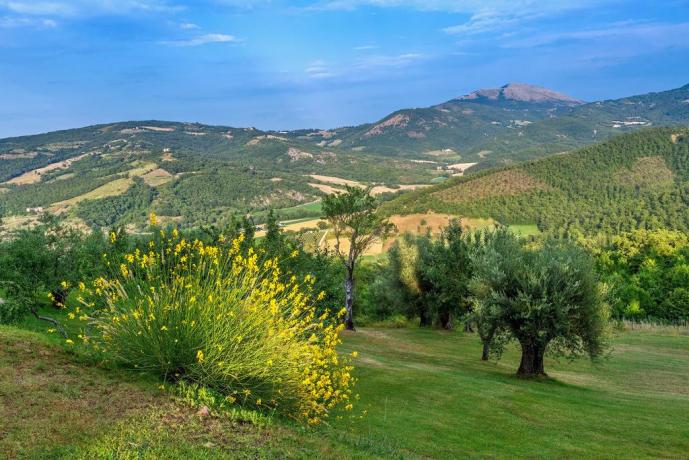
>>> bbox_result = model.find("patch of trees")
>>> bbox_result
[366,225,610,377]
[590,229,689,322]
[469,230,609,377]
[370,221,471,329]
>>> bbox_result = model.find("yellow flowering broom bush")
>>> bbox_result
[74,227,355,424]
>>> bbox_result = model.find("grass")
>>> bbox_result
[0,324,358,459]
[50,177,133,210]
[508,223,541,237]
[333,328,689,458]
[3,316,689,458]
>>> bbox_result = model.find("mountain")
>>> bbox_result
[459,83,583,105]
[1,83,689,232]
[297,83,689,169]
[382,127,689,237]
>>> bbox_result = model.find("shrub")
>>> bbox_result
[74,228,355,424]
[0,296,25,324]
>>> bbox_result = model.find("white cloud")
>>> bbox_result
[305,60,338,79]
[503,21,689,48]
[180,22,199,29]
[356,52,426,69]
[302,52,427,81]
[160,33,241,46]
[0,1,182,18]
[354,44,377,50]
[0,15,56,28]
[441,1,613,35]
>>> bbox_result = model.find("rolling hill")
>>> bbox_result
[1,83,689,232]
[382,127,689,237]
[0,121,440,230]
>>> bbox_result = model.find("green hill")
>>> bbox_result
[0,121,440,230]
[2,83,689,232]
[382,127,689,236]
[299,83,689,168]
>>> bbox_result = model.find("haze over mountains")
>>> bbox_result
[1,82,689,231]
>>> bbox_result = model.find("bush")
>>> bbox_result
[0,296,24,324]
[74,229,355,424]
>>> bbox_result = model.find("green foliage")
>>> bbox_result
[0,215,110,322]
[74,230,354,423]
[470,230,610,376]
[322,186,395,329]
[592,229,689,322]
[370,220,472,329]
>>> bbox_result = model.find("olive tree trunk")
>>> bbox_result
[481,342,490,361]
[517,341,547,377]
[344,267,355,331]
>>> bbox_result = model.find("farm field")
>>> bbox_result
[3,318,689,458]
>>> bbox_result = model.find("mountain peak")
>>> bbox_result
[460,83,583,105]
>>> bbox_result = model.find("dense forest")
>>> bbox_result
[384,128,689,237]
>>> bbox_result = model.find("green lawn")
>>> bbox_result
[2,318,689,458]
[334,327,689,458]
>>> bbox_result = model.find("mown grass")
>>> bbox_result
[334,328,689,458]
[2,318,689,458]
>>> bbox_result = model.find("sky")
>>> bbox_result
[1,0,689,138]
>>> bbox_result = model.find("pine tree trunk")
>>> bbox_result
[344,270,355,331]
[517,341,546,377]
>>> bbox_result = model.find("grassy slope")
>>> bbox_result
[0,325,364,459]
[3,317,689,458]
[338,328,689,458]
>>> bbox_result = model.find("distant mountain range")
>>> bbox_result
[295,82,689,167]
[1,82,688,230]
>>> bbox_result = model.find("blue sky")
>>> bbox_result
[1,0,688,137]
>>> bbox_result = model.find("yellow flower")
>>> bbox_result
[149,212,158,226]
[160,325,168,331]
[196,350,204,363]
[65,339,74,345]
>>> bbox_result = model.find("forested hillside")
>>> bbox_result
[383,128,689,236]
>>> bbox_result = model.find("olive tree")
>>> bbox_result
[470,230,609,377]
[322,186,395,330]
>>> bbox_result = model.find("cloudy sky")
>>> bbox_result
[1,0,688,137]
